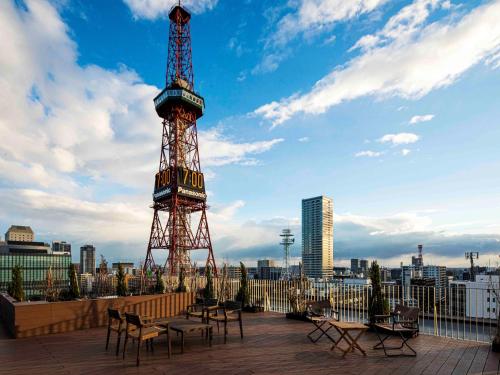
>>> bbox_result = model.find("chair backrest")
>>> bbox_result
[394,304,419,321]
[125,312,143,328]
[204,298,218,307]
[306,300,332,317]
[108,308,122,321]
[224,300,242,311]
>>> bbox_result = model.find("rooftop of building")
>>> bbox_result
[6,225,34,233]
[0,312,498,375]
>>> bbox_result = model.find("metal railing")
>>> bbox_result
[3,275,497,343]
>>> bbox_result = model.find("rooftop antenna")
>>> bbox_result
[280,228,294,280]
[465,251,479,281]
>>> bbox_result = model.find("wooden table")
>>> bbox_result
[169,320,213,353]
[329,321,369,358]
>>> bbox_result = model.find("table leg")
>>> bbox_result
[181,331,184,354]
[344,330,367,356]
[167,327,171,359]
[330,326,349,355]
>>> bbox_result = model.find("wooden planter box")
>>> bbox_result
[0,292,194,339]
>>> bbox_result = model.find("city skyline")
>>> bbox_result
[0,0,499,269]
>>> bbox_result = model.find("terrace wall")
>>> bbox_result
[0,292,194,338]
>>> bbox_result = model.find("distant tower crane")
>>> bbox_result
[280,229,294,280]
[465,251,479,281]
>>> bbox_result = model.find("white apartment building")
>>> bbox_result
[450,275,499,319]
[302,196,333,279]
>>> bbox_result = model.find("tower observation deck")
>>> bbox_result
[144,4,217,278]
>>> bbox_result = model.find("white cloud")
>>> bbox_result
[298,137,309,142]
[254,0,387,73]
[199,128,283,167]
[0,1,282,253]
[122,0,218,19]
[255,0,500,125]
[401,148,411,156]
[268,0,387,48]
[378,133,420,145]
[410,114,435,124]
[350,0,443,52]
[355,150,382,157]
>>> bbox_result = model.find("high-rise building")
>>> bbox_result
[80,245,96,275]
[351,259,359,274]
[52,241,71,255]
[5,225,34,242]
[302,196,334,279]
[360,259,369,274]
[257,259,281,280]
[423,265,447,289]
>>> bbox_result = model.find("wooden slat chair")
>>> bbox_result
[122,313,168,366]
[305,300,339,343]
[373,304,420,357]
[105,308,126,356]
[207,300,243,344]
[186,297,218,323]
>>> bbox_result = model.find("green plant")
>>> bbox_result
[155,269,165,294]
[8,265,25,302]
[204,265,214,299]
[68,263,80,299]
[368,260,389,324]
[176,267,187,293]
[236,262,249,307]
[116,263,128,296]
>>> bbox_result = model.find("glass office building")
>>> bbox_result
[0,254,71,297]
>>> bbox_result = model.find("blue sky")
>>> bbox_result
[0,0,499,269]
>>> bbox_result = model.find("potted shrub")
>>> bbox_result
[368,260,389,326]
[8,265,25,302]
[116,263,128,296]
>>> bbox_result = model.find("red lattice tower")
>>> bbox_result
[144,4,216,277]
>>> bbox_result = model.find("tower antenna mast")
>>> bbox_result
[144,4,217,279]
[280,228,294,280]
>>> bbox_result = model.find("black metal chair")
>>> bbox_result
[373,304,420,357]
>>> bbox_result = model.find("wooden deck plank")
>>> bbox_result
[0,312,495,375]
[482,347,500,375]
[452,343,479,375]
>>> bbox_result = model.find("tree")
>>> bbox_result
[176,267,187,293]
[204,265,214,300]
[68,263,80,299]
[155,269,165,294]
[236,262,249,307]
[368,260,389,324]
[116,263,128,297]
[8,265,25,302]
[45,266,57,302]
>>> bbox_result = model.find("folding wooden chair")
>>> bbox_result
[306,300,339,343]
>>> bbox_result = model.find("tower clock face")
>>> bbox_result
[153,166,206,202]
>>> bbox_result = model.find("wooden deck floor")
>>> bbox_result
[1,312,499,375]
